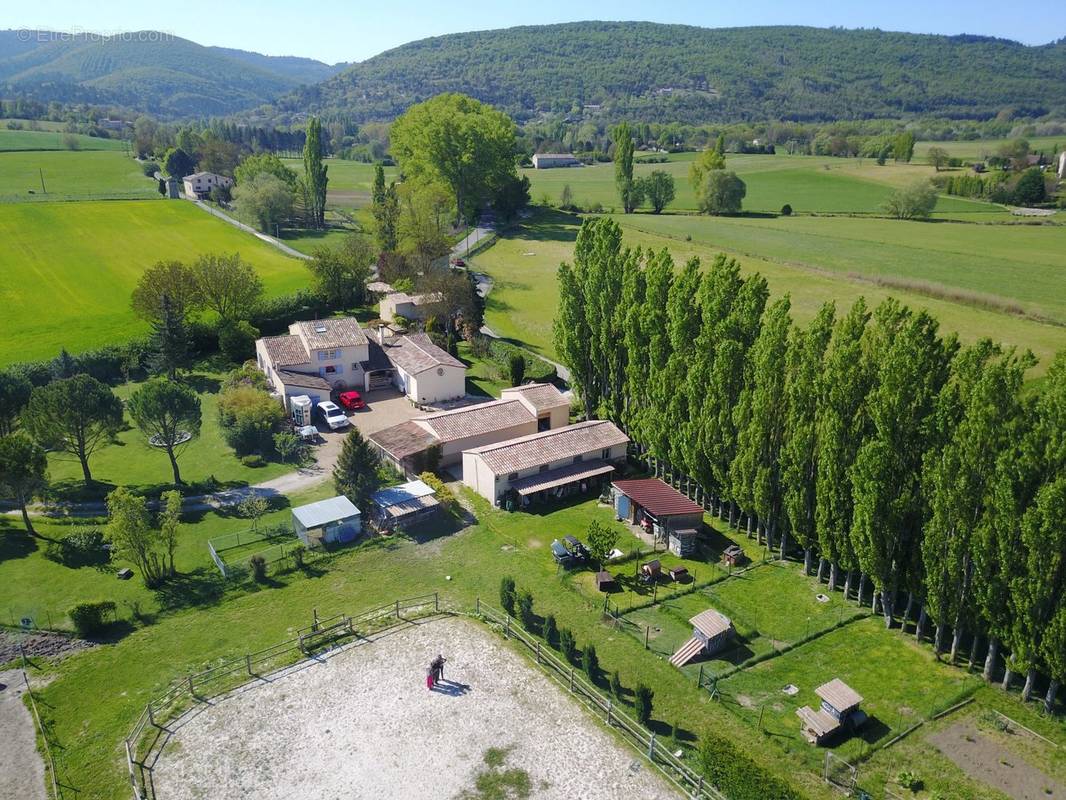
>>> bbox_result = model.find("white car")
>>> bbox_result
[316,401,350,430]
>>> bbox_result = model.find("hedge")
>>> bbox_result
[486,339,556,382]
[69,600,117,639]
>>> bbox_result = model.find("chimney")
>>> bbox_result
[377,324,385,347]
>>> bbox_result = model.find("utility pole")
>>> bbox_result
[39,168,46,194]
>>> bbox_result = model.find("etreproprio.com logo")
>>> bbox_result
[16,28,175,43]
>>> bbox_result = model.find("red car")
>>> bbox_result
[338,390,365,410]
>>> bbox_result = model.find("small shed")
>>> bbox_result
[612,479,704,544]
[292,496,362,547]
[370,479,440,531]
[669,528,698,557]
[722,544,746,567]
[640,559,662,583]
[595,571,617,592]
[669,608,735,667]
[796,679,866,745]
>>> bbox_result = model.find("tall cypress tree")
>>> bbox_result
[303,118,329,229]
[613,122,636,214]
[781,302,835,573]
[151,293,189,380]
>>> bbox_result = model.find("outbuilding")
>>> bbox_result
[369,479,441,531]
[796,679,866,745]
[669,608,735,667]
[611,478,705,545]
[291,496,362,547]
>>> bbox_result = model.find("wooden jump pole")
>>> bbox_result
[648,732,656,760]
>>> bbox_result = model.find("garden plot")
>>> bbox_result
[151,616,676,800]
[717,617,979,767]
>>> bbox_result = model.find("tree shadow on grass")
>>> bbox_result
[183,373,221,394]
[152,569,228,612]
[516,209,581,243]
[0,528,38,562]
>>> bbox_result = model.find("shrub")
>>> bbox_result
[419,470,456,513]
[610,670,623,699]
[291,543,306,569]
[517,589,536,630]
[780,204,793,216]
[508,353,526,386]
[582,642,599,680]
[697,734,800,800]
[499,576,516,616]
[273,432,301,463]
[897,770,923,792]
[541,614,558,646]
[249,554,267,582]
[242,454,266,468]
[634,683,654,724]
[218,384,286,456]
[218,320,260,363]
[46,529,109,567]
[558,628,576,662]
[140,161,160,177]
[69,600,116,638]
[486,339,556,382]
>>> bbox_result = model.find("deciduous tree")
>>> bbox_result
[0,433,48,536]
[697,170,746,215]
[613,122,636,213]
[130,261,201,324]
[635,170,675,213]
[192,253,264,322]
[106,487,164,587]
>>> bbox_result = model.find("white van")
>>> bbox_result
[316,401,350,431]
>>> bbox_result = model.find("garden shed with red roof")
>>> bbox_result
[611,478,705,545]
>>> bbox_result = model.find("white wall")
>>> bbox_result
[402,365,465,405]
[463,442,627,504]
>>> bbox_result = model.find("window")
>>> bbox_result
[572,454,584,464]
[317,349,339,361]
[324,365,337,375]
[602,448,611,460]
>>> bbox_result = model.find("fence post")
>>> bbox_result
[476,596,480,616]
[648,732,656,760]
[606,699,612,725]
[569,668,575,693]
[147,702,155,726]
[504,616,510,638]
[645,626,650,650]
[246,654,253,676]
[698,664,703,688]
[434,592,439,612]
[395,599,400,618]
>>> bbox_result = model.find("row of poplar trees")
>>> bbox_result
[554,217,1065,711]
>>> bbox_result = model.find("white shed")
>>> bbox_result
[292,496,362,547]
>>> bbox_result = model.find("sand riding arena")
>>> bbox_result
[135,607,684,800]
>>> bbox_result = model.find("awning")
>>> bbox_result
[511,461,614,497]
[382,494,440,519]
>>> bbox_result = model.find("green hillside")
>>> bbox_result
[0,30,338,117]
[279,22,1066,123]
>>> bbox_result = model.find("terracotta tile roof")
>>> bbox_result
[501,383,569,412]
[368,421,440,461]
[383,334,464,376]
[294,318,368,349]
[611,478,704,517]
[262,335,310,367]
[416,399,533,443]
[465,420,629,475]
[510,461,614,496]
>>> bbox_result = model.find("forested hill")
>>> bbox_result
[275,22,1066,124]
[0,31,343,117]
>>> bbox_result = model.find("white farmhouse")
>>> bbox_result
[379,332,466,405]
[531,153,582,169]
[182,171,234,200]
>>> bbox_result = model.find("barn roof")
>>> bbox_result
[612,478,703,517]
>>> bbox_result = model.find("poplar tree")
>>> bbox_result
[781,303,835,573]
[922,341,1033,657]
[654,257,702,473]
[815,298,871,591]
[371,164,400,252]
[631,249,674,453]
[619,248,647,431]
[303,118,329,228]
[731,296,792,554]
[851,304,954,627]
[554,261,596,418]
[613,122,636,213]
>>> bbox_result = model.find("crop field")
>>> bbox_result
[281,157,399,209]
[524,153,990,216]
[915,135,1065,162]
[0,200,309,364]
[471,209,1066,373]
[0,149,155,201]
[0,127,127,151]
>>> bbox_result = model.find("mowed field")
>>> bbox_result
[0,127,127,151]
[471,210,1066,374]
[0,149,155,201]
[281,157,399,210]
[0,200,310,365]
[524,153,994,216]
[914,135,1065,162]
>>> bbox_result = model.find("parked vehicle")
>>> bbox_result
[315,401,350,430]
[450,257,466,267]
[339,390,365,410]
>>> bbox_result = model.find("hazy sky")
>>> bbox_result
[10,0,1066,63]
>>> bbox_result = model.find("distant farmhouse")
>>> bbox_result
[254,317,467,407]
[531,153,582,169]
[182,171,233,200]
[379,291,444,323]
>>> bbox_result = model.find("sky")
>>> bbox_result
[10,0,1066,64]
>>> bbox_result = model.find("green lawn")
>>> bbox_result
[0,200,310,365]
[0,150,152,201]
[45,371,291,500]
[525,153,991,216]
[914,135,1066,162]
[718,617,981,767]
[9,491,1064,800]
[471,209,1066,373]
[0,127,127,152]
[281,157,399,210]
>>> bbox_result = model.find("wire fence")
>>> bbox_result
[17,647,64,799]
[475,599,727,800]
[124,593,442,800]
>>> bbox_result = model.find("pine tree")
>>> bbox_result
[150,293,189,380]
[781,303,835,573]
[332,428,380,508]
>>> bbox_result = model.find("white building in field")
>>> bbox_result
[462,419,629,506]
[531,153,582,169]
[182,171,233,200]
[379,291,443,323]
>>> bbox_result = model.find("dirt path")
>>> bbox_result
[0,669,46,800]
[152,617,677,800]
